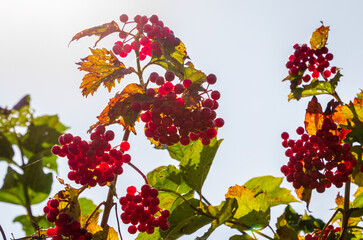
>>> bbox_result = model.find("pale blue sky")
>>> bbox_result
[1,0,363,239]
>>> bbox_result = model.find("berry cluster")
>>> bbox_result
[113,14,181,61]
[51,126,131,186]
[132,71,224,146]
[280,118,356,193]
[285,44,337,83]
[119,185,170,234]
[44,199,92,240]
[304,225,340,240]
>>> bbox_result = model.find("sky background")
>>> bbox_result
[1,0,363,239]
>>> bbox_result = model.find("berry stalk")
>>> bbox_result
[100,129,131,229]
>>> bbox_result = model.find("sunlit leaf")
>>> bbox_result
[91,83,147,134]
[304,96,324,135]
[244,176,298,206]
[333,90,363,125]
[310,25,329,50]
[53,184,84,222]
[151,41,188,80]
[135,230,162,240]
[180,138,223,192]
[166,142,189,161]
[70,21,121,47]
[77,48,134,97]
[225,185,270,229]
[288,78,339,101]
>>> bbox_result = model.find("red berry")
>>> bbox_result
[120,141,130,152]
[128,225,137,234]
[119,14,128,23]
[206,74,217,84]
[211,91,220,100]
[183,79,192,88]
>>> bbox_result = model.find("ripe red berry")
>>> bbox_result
[183,79,192,88]
[206,74,217,84]
[211,91,220,100]
[164,71,175,82]
[120,14,128,23]
[120,141,130,152]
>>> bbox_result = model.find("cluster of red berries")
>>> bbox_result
[51,126,131,186]
[286,44,337,83]
[44,199,92,240]
[304,225,340,240]
[119,185,170,234]
[280,118,356,193]
[113,14,180,61]
[132,71,224,146]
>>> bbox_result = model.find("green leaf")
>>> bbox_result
[79,198,102,216]
[21,122,63,158]
[288,73,341,101]
[197,198,238,240]
[276,205,325,234]
[225,185,270,231]
[229,234,254,240]
[0,167,25,205]
[244,176,298,206]
[147,165,194,212]
[13,214,53,236]
[166,143,189,161]
[41,154,58,173]
[275,226,298,240]
[179,138,223,192]
[160,198,213,239]
[0,132,14,163]
[32,115,68,133]
[0,160,52,205]
[23,158,53,204]
[136,230,163,240]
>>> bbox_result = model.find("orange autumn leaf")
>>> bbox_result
[69,21,121,47]
[310,25,330,50]
[304,96,324,135]
[91,83,148,134]
[77,48,134,97]
[333,90,363,125]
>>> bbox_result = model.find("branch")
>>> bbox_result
[0,225,6,240]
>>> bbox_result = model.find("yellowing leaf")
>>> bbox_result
[333,90,363,125]
[335,193,344,207]
[304,96,324,135]
[77,48,134,97]
[91,83,147,134]
[310,25,329,50]
[295,186,312,210]
[70,21,121,47]
[87,223,119,240]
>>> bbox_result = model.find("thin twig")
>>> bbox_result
[85,202,105,227]
[0,225,6,240]
[319,208,342,240]
[127,162,148,185]
[339,180,351,240]
[113,203,123,240]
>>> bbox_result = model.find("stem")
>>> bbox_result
[16,136,38,231]
[332,92,343,105]
[339,180,351,240]
[100,129,131,228]
[85,202,105,227]
[134,47,145,88]
[319,208,342,240]
[113,203,123,240]
[127,162,148,185]
[0,225,6,240]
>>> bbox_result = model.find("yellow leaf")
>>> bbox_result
[87,224,119,240]
[77,48,134,97]
[295,186,312,210]
[310,25,329,50]
[333,90,363,125]
[335,193,344,207]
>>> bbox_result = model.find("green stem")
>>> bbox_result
[100,129,131,229]
[16,136,38,231]
[332,92,343,105]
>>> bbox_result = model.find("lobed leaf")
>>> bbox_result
[179,138,223,192]
[77,48,134,97]
[244,175,298,206]
[304,96,324,135]
[87,223,119,240]
[0,132,14,163]
[70,21,121,47]
[310,25,329,50]
[160,198,212,239]
[288,80,338,101]
[91,83,147,134]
